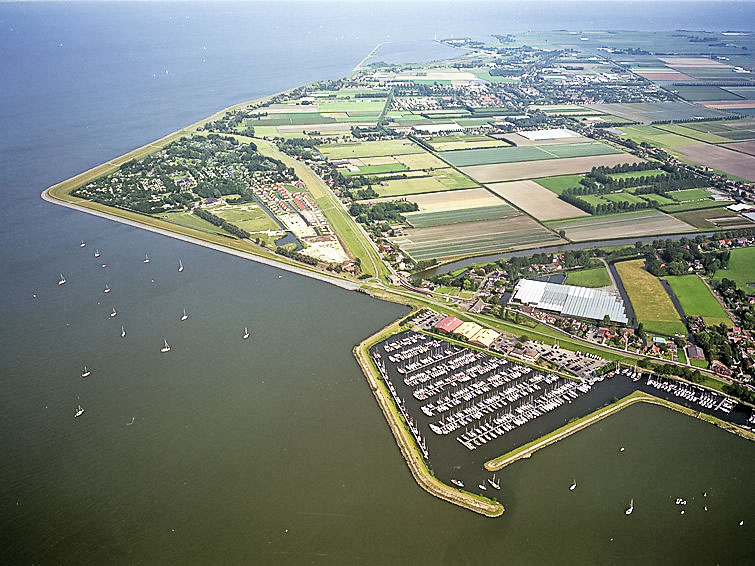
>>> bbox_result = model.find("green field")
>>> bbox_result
[317,139,423,159]
[640,193,676,206]
[438,142,620,167]
[671,207,740,229]
[661,200,732,214]
[160,211,223,233]
[341,163,407,176]
[664,275,731,327]
[404,204,519,228]
[534,174,584,195]
[602,192,647,205]
[565,267,612,287]
[655,124,732,144]
[374,169,478,197]
[670,85,743,102]
[666,188,712,202]
[317,99,388,113]
[210,203,280,234]
[615,259,687,336]
[713,246,755,292]
[250,113,335,127]
[615,125,704,148]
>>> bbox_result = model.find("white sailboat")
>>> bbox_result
[478,483,487,491]
[488,474,501,490]
[110,306,117,318]
[58,274,66,286]
[160,339,171,353]
[625,498,634,515]
[81,366,90,378]
[143,253,150,264]
[94,249,100,258]
[242,327,250,340]
[451,479,464,488]
[74,404,84,418]
[570,479,577,491]
[178,259,184,272]
[103,284,110,294]
[121,325,126,338]
[180,308,188,321]
[80,241,86,248]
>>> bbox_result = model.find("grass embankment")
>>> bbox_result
[565,266,612,287]
[664,274,732,327]
[353,317,504,517]
[614,259,687,336]
[485,390,755,471]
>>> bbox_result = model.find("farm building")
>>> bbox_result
[470,328,501,348]
[512,279,629,324]
[455,321,483,341]
[434,316,463,333]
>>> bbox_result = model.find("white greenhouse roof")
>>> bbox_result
[513,279,628,324]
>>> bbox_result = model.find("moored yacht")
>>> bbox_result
[80,241,86,248]
[570,479,577,491]
[451,479,464,488]
[488,474,500,490]
[103,284,110,294]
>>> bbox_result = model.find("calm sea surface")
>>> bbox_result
[0,2,753,563]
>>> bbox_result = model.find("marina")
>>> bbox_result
[370,330,754,495]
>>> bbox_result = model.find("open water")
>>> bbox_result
[1,2,753,563]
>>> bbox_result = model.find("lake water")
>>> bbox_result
[0,2,753,563]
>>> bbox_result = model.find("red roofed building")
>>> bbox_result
[435,316,463,333]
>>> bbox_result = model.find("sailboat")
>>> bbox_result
[94,249,100,258]
[110,306,117,318]
[103,284,110,294]
[242,327,250,340]
[180,308,188,321]
[488,474,501,490]
[478,483,487,491]
[160,339,171,353]
[81,366,90,378]
[121,325,126,338]
[74,404,84,418]
[143,253,150,264]
[625,498,634,515]
[451,479,464,488]
[58,274,66,286]
[570,479,577,491]
[178,259,184,272]
[80,241,86,248]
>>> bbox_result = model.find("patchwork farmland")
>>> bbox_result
[549,210,696,242]
[485,180,588,221]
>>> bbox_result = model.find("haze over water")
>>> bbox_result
[1,2,754,563]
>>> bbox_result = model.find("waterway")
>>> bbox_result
[1,2,754,563]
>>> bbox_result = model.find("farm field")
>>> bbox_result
[404,204,519,228]
[671,207,750,229]
[723,141,755,156]
[585,101,729,123]
[549,210,696,241]
[485,180,588,221]
[461,154,643,183]
[501,132,591,147]
[160,211,223,233]
[614,259,687,336]
[363,187,503,212]
[664,275,731,327]
[713,246,755,292]
[671,85,744,102]
[565,267,612,288]
[666,188,713,202]
[654,124,731,144]
[439,141,621,167]
[424,135,509,152]
[614,125,704,148]
[673,144,755,182]
[317,139,423,159]
[608,169,667,181]
[374,168,478,197]
[341,163,407,176]
[534,174,584,195]
[683,119,755,141]
[394,152,450,170]
[640,193,676,206]
[399,216,562,260]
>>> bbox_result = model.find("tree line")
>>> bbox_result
[193,208,250,239]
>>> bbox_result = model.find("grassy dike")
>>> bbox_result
[353,317,504,518]
[485,390,755,472]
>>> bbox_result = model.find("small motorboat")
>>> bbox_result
[94,249,100,258]
[178,259,184,272]
[569,479,577,491]
[451,479,464,488]
[121,325,126,338]
[625,498,634,515]
[80,241,86,248]
[143,253,150,264]
[58,274,66,286]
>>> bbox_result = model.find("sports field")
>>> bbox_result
[673,145,755,182]
[664,275,731,327]
[400,216,561,260]
[485,180,588,221]
[549,210,696,241]
[614,259,687,336]
[462,154,643,183]
[713,246,755,292]
[439,142,621,167]
[565,267,612,288]
[317,139,423,159]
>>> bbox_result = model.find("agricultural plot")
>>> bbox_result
[665,188,712,202]
[363,187,503,213]
[438,142,620,167]
[614,259,687,336]
[317,139,423,159]
[424,135,509,152]
[374,169,478,197]
[654,124,731,144]
[394,152,449,170]
[208,202,281,235]
[683,119,755,141]
[461,154,642,183]
[549,210,696,242]
[341,163,407,176]
[664,275,731,327]
[485,180,588,221]
[671,207,750,230]
[608,169,667,181]
[640,193,676,206]
[673,144,755,182]
[398,216,561,260]
[586,102,729,123]
[565,267,612,288]
[534,174,584,195]
[713,246,755,292]
[160,211,223,234]
[660,200,734,214]
[614,125,704,148]
[671,85,744,102]
[404,204,520,229]
[501,132,591,147]
[723,141,755,156]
